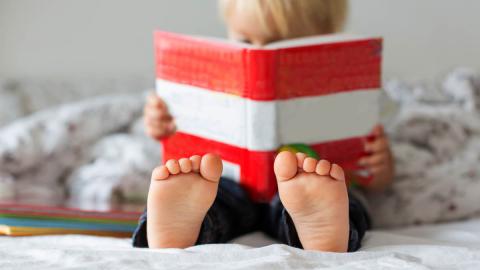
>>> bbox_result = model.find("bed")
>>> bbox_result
[1,70,480,269]
[1,218,480,269]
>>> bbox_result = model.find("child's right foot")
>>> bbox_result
[147,154,223,248]
[274,151,350,252]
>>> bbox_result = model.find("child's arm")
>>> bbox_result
[355,125,395,193]
[144,93,176,142]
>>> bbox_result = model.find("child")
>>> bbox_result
[133,0,394,252]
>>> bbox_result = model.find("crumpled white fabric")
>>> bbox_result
[0,94,156,208]
[0,173,15,201]
[2,218,480,270]
[66,134,160,211]
[368,68,480,228]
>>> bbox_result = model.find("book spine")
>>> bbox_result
[244,50,278,200]
[244,50,277,101]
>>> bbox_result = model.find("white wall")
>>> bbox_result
[0,0,479,82]
[346,0,480,82]
[0,0,225,79]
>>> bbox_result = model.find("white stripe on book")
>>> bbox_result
[157,79,379,151]
[222,161,241,181]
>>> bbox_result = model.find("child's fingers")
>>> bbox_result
[167,121,177,134]
[145,120,176,139]
[364,136,389,153]
[144,105,169,120]
[358,152,388,167]
[371,124,385,136]
[146,129,172,141]
[144,111,173,127]
[145,118,173,130]
[147,93,167,109]
[146,93,161,107]
[146,125,164,139]
[150,119,174,132]
[144,107,175,126]
[145,100,167,114]
[369,164,390,178]
[146,128,161,141]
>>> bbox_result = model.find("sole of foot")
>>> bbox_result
[274,151,349,252]
[146,153,223,249]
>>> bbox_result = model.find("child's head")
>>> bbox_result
[219,0,348,46]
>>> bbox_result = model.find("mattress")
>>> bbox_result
[1,218,480,269]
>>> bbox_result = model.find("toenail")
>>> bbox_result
[153,166,169,180]
[331,164,345,180]
[303,158,317,172]
[316,160,331,175]
[179,158,192,173]
[166,160,180,174]
[296,153,307,167]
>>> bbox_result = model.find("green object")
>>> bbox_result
[278,144,320,159]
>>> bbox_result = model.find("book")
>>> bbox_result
[0,203,141,237]
[154,31,383,202]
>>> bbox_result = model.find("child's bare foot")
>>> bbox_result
[147,154,223,248]
[274,151,349,252]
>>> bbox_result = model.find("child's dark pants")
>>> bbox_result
[132,178,370,251]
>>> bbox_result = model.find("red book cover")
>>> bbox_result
[154,31,382,201]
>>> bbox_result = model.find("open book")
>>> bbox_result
[155,31,383,201]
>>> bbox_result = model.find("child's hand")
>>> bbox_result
[358,125,394,193]
[144,93,176,141]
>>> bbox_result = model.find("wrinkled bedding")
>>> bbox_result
[1,218,480,269]
[1,69,480,225]
[0,78,158,210]
[369,68,480,227]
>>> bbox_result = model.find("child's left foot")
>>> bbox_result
[274,151,349,252]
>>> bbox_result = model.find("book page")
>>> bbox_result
[264,33,376,49]
[164,32,376,50]
[174,33,256,49]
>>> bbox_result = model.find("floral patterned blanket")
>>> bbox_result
[0,88,159,210]
[369,68,480,227]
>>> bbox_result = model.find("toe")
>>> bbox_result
[315,160,331,176]
[179,158,192,173]
[296,152,307,168]
[166,159,181,175]
[190,155,201,172]
[152,166,170,180]
[200,154,223,182]
[274,151,299,181]
[303,157,317,173]
[330,164,345,181]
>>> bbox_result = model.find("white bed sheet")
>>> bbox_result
[1,218,480,270]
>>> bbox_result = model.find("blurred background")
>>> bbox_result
[1,0,479,82]
[1,0,480,224]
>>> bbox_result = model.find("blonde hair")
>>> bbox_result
[219,0,348,40]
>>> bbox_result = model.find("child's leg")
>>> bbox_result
[345,193,371,251]
[132,155,258,248]
[262,193,370,252]
[195,177,260,244]
[272,151,354,252]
